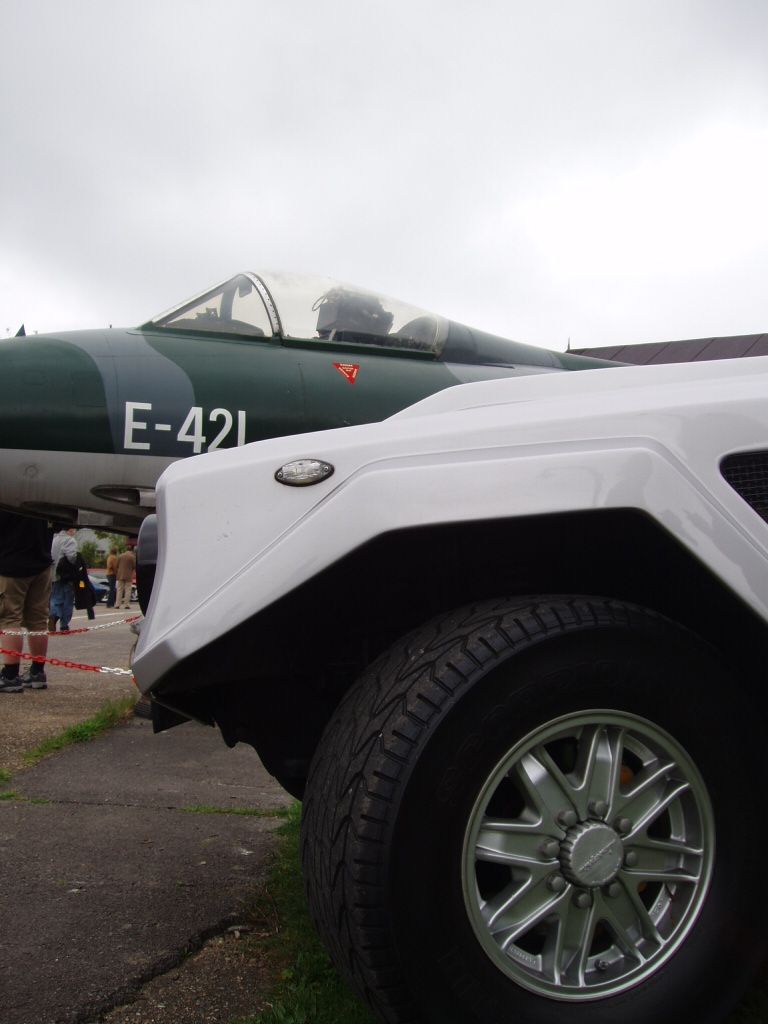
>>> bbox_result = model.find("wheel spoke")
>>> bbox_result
[483,875,567,945]
[547,897,598,986]
[573,724,624,818]
[624,757,677,798]
[623,837,705,884]
[632,835,704,859]
[622,864,701,885]
[617,778,690,837]
[476,820,553,867]
[514,749,575,832]
[600,880,663,951]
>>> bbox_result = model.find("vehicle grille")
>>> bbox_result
[721,451,768,524]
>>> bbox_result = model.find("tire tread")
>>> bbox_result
[300,595,674,1023]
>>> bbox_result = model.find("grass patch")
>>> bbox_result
[0,791,49,804]
[22,695,136,767]
[239,802,374,1024]
[0,768,12,784]
[182,804,291,819]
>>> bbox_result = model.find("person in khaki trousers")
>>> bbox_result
[105,546,118,607]
[116,545,136,610]
[0,510,53,691]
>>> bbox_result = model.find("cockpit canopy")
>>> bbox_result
[144,271,610,371]
[146,271,447,355]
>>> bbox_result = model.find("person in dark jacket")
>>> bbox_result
[74,554,97,620]
[0,510,53,692]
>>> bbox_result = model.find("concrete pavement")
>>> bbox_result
[0,715,291,1024]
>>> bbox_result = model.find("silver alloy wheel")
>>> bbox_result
[461,710,715,1001]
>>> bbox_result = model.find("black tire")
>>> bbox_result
[301,596,766,1024]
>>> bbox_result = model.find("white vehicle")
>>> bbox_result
[133,357,768,1024]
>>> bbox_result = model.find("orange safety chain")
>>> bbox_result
[0,647,134,675]
[0,614,141,676]
[0,614,141,638]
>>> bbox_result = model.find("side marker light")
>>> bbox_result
[275,459,335,486]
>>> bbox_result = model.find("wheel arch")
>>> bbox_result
[150,507,768,789]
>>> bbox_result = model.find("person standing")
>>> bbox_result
[105,546,118,608]
[116,544,136,610]
[49,526,78,632]
[74,553,97,620]
[0,510,53,692]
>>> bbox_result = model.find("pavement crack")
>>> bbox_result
[70,912,250,1024]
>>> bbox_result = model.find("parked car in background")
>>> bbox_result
[86,568,136,605]
[86,571,110,603]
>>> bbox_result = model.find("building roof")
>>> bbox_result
[572,333,768,365]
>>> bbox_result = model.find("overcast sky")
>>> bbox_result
[1,0,766,350]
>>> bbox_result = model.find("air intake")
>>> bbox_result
[721,451,768,524]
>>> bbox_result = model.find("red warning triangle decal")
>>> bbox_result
[334,362,360,384]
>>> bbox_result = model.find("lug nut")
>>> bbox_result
[557,809,578,829]
[540,839,560,859]
[624,851,638,868]
[614,817,632,835]
[606,882,622,898]
[588,800,608,819]
[572,890,592,909]
[547,873,567,893]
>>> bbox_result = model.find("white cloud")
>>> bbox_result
[517,121,768,281]
[1,0,767,347]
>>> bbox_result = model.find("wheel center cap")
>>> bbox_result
[559,821,623,887]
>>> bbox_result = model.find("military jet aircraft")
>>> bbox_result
[0,271,616,530]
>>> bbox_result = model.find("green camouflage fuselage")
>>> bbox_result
[0,324,615,529]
